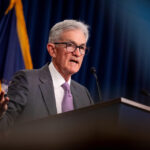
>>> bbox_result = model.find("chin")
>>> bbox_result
[68,68,79,75]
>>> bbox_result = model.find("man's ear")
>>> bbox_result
[47,43,56,58]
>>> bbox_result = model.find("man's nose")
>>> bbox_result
[73,47,81,56]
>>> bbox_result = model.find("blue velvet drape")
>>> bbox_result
[22,0,150,105]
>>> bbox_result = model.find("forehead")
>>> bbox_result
[59,29,86,44]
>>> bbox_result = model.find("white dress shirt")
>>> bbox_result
[49,62,71,114]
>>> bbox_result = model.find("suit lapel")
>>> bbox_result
[71,81,83,109]
[39,64,57,115]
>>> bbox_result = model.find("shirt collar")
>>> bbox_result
[49,62,71,88]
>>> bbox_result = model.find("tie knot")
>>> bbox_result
[62,82,70,91]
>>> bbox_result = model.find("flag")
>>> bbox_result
[0,0,33,92]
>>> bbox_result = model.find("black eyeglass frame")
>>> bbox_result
[54,42,89,55]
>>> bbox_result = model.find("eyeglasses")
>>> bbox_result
[54,42,89,55]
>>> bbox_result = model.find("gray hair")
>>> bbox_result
[48,20,89,43]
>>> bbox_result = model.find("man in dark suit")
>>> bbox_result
[0,20,93,130]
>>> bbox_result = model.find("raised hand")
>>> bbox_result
[0,90,9,118]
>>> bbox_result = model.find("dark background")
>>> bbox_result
[20,0,150,105]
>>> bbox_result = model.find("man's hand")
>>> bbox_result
[0,90,9,118]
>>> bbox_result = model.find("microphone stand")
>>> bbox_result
[90,67,102,102]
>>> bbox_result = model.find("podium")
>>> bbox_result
[1,97,150,149]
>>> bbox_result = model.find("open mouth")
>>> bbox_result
[70,59,79,64]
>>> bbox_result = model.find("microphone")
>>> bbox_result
[140,89,150,97]
[90,67,102,102]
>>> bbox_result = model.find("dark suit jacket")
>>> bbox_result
[0,63,93,130]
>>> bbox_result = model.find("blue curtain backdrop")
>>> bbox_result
[2,0,150,105]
